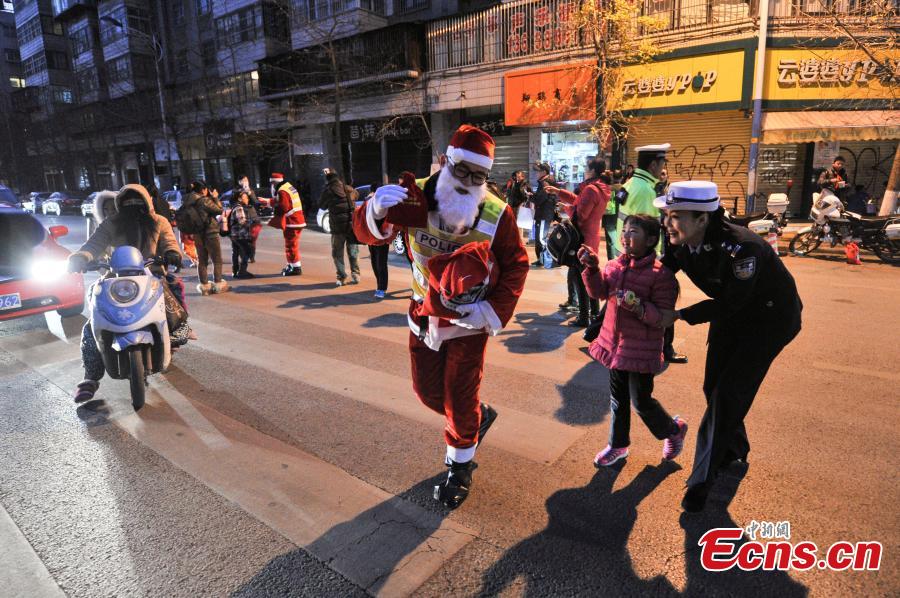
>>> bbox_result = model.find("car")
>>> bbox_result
[42,191,84,216]
[317,185,370,234]
[0,206,86,321]
[22,192,51,214]
[0,185,20,208]
[81,192,97,217]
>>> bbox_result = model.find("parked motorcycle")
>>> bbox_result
[87,246,175,409]
[789,189,900,264]
[725,192,790,237]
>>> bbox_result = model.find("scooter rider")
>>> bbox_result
[654,181,802,512]
[67,184,183,403]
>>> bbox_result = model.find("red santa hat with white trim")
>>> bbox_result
[422,241,500,319]
[270,172,285,183]
[446,125,495,171]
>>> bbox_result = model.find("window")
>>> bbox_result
[1,24,15,38]
[215,6,259,46]
[41,14,64,36]
[50,86,73,104]
[398,0,428,12]
[106,55,130,84]
[100,6,151,44]
[46,50,68,70]
[197,0,211,14]
[262,3,289,42]
[75,66,99,96]
[23,53,47,77]
[201,40,215,68]
[171,0,184,25]
[71,26,93,55]
[4,48,19,63]
[1,0,13,12]
[17,16,43,44]
[9,76,24,88]
[294,0,386,22]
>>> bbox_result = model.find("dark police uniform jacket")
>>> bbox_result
[662,220,802,341]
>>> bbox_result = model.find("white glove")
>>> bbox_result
[371,184,407,219]
[450,301,491,331]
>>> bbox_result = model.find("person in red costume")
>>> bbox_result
[268,172,306,276]
[352,125,529,509]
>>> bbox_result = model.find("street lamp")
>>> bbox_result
[100,15,174,189]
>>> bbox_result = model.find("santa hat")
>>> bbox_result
[446,125,495,171]
[270,172,284,183]
[422,241,499,319]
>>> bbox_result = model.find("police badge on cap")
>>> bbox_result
[653,180,720,212]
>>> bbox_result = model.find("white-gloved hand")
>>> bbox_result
[450,301,491,331]
[371,184,407,218]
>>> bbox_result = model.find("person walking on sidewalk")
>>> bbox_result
[320,169,361,286]
[577,213,687,468]
[365,183,391,298]
[546,156,611,327]
[229,190,260,279]
[530,162,557,266]
[183,181,228,295]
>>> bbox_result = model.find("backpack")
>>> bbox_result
[546,215,583,267]
[174,201,206,235]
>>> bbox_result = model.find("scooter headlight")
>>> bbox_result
[109,279,140,303]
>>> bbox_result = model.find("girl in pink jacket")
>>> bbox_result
[577,214,688,467]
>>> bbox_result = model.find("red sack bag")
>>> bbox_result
[421,241,499,319]
[383,171,428,228]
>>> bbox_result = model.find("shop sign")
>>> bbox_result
[504,62,596,126]
[617,50,744,112]
[764,49,899,102]
[204,120,234,155]
[343,117,429,143]
[462,116,510,136]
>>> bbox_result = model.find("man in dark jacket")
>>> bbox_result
[505,170,531,215]
[319,170,360,286]
[530,162,557,266]
[183,181,227,295]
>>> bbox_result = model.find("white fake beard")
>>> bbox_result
[435,165,486,232]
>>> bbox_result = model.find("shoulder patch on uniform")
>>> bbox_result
[733,257,757,280]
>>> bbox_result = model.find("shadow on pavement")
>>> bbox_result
[75,399,112,427]
[231,474,451,597]
[361,312,409,328]
[500,311,578,354]
[277,290,384,310]
[478,462,681,596]
[554,360,610,425]
[230,282,333,295]
[680,464,809,596]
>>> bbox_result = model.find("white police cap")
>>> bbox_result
[653,180,720,212]
[635,143,671,158]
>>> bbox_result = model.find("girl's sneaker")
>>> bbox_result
[374,290,385,299]
[594,445,629,468]
[197,283,212,296]
[663,416,688,460]
[212,280,230,294]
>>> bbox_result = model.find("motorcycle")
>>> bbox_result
[725,192,791,238]
[789,188,900,264]
[87,246,176,410]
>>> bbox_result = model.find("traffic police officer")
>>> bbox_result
[655,181,802,512]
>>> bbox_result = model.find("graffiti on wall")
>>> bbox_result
[841,145,896,194]
[668,143,748,201]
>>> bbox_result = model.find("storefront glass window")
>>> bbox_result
[540,131,598,191]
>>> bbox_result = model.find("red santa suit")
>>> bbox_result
[352,126,529,489]
[268,173,305,275]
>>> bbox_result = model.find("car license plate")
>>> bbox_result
[0,293,22,311]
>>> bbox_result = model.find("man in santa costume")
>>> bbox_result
[352,125,529,508]
[268,173,306,276]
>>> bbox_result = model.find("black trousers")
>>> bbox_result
[608,369,677,449]
[569,262,598,320]
[368,244,389,291]
[687,327,796,487]
[195,233,223,284]
[231,238,252,275]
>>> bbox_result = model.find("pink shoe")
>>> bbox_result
[594,445,629,468]
[663,416,688,460]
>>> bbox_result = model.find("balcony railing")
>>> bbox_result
[52,0,98,19]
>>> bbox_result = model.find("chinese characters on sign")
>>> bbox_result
[464,117,509,136]
[623,71,718,96]
[744,520,792,541]
[506,1,580,58]
[776,58,899,85]
[345,118,428,143]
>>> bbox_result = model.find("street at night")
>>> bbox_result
[1,216,897,597]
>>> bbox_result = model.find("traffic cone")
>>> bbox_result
[767,231,779,256]
[845,242,861,265]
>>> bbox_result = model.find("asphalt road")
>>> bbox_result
[0,215,897,597]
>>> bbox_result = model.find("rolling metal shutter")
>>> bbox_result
[626,111,752,214]
[492,127,531,182]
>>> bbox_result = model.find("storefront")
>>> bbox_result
[504,62,599,189]
[341,116,432,186]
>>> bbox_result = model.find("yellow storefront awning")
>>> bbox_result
[761,111,900,144]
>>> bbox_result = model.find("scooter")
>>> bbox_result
[789,188,900,264]
[87,246,173,410]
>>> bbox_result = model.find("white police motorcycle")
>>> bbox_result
[87,246,174,409]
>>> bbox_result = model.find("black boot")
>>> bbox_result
[478,404,498,445]
[434,460,477,509]
[682,482,711,512]
[664,346,688,364]
[282,265,302,276]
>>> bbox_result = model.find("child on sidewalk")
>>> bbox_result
[577,214,687,467]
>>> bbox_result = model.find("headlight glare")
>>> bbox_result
[30,260,68,282]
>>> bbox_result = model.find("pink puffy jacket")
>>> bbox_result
[582,252,677,374]
[556,179,610,253]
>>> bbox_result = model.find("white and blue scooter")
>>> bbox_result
[87,246,172,410]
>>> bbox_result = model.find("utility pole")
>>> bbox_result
[746,0,770,214]
[879,144,899,216]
